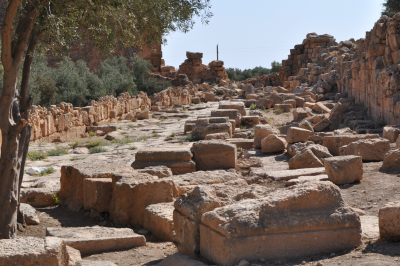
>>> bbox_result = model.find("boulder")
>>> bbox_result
[313,117,331,132]
[265,168,326,181]
[381,149,400,173]
[46,226,145,256]
[20,188,57,207]
[324,156,363,185]
[322,134,380,156]
[261,135,287,153]
[144,202,175,242]
[0,237,68,266]
[339,138,390,161]
[383,125,400,143]
[293,108,309,121]
[137,111,150,120]
[241,116,260,128]
[379,202,400,241]
[19,203,40,225]
[137,166,173,178]
[199,182,361,266]
[191,141,236,171]
[286,127,312,144]
[288,150,323,169]
[191,117,232,140]
[253,125,275,149]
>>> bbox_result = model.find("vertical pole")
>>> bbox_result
[217,44,219,61]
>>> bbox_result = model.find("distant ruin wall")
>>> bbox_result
[281,14,400,125]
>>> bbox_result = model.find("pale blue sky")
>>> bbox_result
[162,0,385,70]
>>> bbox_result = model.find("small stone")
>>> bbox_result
[238,260,250,266]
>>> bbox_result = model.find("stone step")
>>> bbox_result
[46,226,146,255]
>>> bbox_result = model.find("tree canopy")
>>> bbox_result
[226,61,282,82]
[382,0,400,17]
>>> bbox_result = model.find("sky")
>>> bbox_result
[162,0,386,70]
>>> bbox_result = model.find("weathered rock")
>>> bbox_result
[66,246,82,266]
[86,126,117,133]
[191,117,232,140]
[289,149,323,169]
[286,174,329,186]
[109,175,178,227]
[0,237,68,266]
[144,202,175,242]
[211,109,241,126]
[293,108,309,121]
[274,103,293,112]
[226,138,254,150]
[20,188,57,207]
[219,101,246,116]
[83,178,113,213]
[137,111,150,120]
[324,156,363,185]
[174,182,273,258]
[59,162,137,211]
[241,116,260,128]
[191,141,236,171]
[286,127,312,143]
[379,202,400,241]
[199,182,361,266]
[322,134,380,156]
[261,135,287,153]
[46,226,145,256]
[381,149,400,173]
[383,126,400,143]
[137,166,173,178]
[265,167,326,181]
[253,125,275,149]
[131,148,195,175]
[339,138,390,161]
[156,253,207,266]
[205,132,230,140]
[19,203,40,225]
[313,117,331,132]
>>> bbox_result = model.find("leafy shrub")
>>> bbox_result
[47,146,69,156]
[226,61,282,81]
[249,103,257,110]
[274,108,285,115]
[27,150,47,161]
[39,167,56,176]
[53,192,60,205]
[89,146,107,154]
[88,131,96,137]
[111,138,134,145]
[87,139,109,148]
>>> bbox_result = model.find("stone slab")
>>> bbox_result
[265,167,326,181]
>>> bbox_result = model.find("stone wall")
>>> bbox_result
[281,14,400,125]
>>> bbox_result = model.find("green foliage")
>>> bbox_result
[111,138,134,145]
[128,146,138,150]
[89,146,107,154]
[69,141,84,149]
[226,61,282,81]
[249,103,257,110]
[70,156,86,161]
[180,134,199,143]
[39,167,56,176]
[46,146,69,156]
[27,150,47,161]
[169,132,177,137]
[382,0,400,17]
[87,140,109,149]
[240,125,248,130]
[274,108,285,115]
[136,136,149,142]
[53,192,60,206]
[88,131,97,137]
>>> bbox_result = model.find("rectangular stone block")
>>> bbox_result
[322,134,380,156]
[144,202,175,242]
[83,178,113,213]
[191,141,236,171]
[379,201,400,241]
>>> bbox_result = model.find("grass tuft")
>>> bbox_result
[27,150,47,161]
[249,103,257,110]
[47,146,69,156]
[39,167,56,176]
[274,108,285,115]
[89,146,107,154]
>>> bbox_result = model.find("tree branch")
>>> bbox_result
[1,0,20,70]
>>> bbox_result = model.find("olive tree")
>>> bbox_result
[0,0,212,239]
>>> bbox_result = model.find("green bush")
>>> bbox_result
[87,139,109,148]
[249,103,257,110]
[89,146,107,154]
[111,138,134,145]
[226,61,282,81]
[39,167,56,176]
[274,108,285,115]
[27,150,47,161]
[47,146,69,156]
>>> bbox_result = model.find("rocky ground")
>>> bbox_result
[17,102,400,266]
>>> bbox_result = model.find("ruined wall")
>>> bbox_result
[27,92,151,143]
[281,14,400,125]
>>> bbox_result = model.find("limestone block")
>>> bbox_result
[174,182,270,258]
[83,178,113,213]
[191,118,232,140]
[219,101,246,116]
[322,134,380,156]
[205,132,230,140]
[289,149,323,169]
[137,111,150,120]
[137,166,173,178]
[261,135,287,153]
[46,226,145,256]
[199,182,361,266]
[379,201,400,241]
[274,103,293,112]
[381,149,400,173]
[293,108,309,121]
[144,202,175,242]
[265,167,326,181]
[86,126,117,133]
[191,140,236,171]
[246,94,259,100]
[20,188,57,207]
[324,156,363,185]
[76,261,117,266]
[132,160,196,175]
[253,125,275,149]
[282,99,296,108]
[109,175,178,226]
[339,138,390,161]
[256,98,274,109]
[0,237,68,266]
[19,203,40,225]
[204,93,215,103]
[312,102,331,113]
[226,138,254,150]
[210,109,241,127]
[286,127,312,144]
[66,246,82,266]
[383,125,400,143]
[313,117,331,132]
[59,162,137,211]
[241,116,260,128]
